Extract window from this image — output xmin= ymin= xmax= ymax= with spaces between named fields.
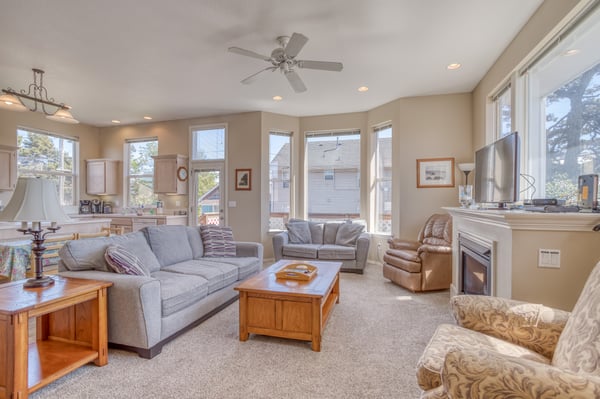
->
xmin=126 ymin=138 xmax=158 ymax=207
xmin=306 ymin=130 xmax=360 ymax=221
xmin=191 ymin=125 xmax=225 ymax=161
xmin=494 ymin=85 xmax=512 ymax=138
xmin=524 ymin=4 xmax=600 ymax=204
xmin=269 ymin=131 xmax=292 ymax=230
xmin=373 ymin=124 xmax=392 ymax=234
xmin=17 ymin=128 xmax=78 ymax=206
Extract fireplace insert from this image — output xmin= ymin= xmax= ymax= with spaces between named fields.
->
xmin=459 ymin=235 xmax=492 ymax=295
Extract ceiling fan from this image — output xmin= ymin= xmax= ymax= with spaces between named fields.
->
xmin=228 ymin=32 xmax=343 ymax=93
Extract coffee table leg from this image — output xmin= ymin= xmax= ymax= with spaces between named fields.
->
xmin=239 ymin=291 xmax=248 ymax=341
xmin=311 ymin=298 xmax=321 ymax=351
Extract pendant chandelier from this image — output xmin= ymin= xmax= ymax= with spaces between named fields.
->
xmin=0 ymin=68 xmax=79 ymax=124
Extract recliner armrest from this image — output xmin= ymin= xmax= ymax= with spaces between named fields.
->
xmin=387 ymin=237 xmax=420 ymax=251
xmin=417 ymin=244 xmax=452 ymax=255
xmin=451 ymin=295 xmax=570 ymax=359
xmin=442 ymin=348 xmax=600 ymax=398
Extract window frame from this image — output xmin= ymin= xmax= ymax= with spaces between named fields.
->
xmin=268 ymin=130 xmax=293 ymax=231
xmin=16 ymin=126 xmax=79 ymax=207
xmin=372 ymin=123 xmax=392 ymax=235
xmin=124 ymin=137 xmax=158 ymax=208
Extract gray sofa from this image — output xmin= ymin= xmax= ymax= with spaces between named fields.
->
xmin=58 ymin=224 xmax=263 ymax=358
xmin=272 ymin=219 xmax=370 ymax=273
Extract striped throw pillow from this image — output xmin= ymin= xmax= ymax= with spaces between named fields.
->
xmin=200 ymin=225 xmax=236 ymax=257
xmin=105 ymin=244 xmax=149 ymax=276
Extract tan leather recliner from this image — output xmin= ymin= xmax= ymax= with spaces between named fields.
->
xmin=383 ymin=213 xmax=452 ymax=292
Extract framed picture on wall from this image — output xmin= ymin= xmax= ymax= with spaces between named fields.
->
xmin=416 ymin=157 xmax=455 ymax=188
xmin=235 ymin=169 xmax=251 ymax=190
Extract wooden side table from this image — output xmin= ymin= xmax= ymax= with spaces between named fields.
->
xmin=0 ymin=276 xmax=112 ymax=398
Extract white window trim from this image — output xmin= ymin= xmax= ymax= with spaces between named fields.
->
xmin=268 ymin=130 xmax=293 ymax=231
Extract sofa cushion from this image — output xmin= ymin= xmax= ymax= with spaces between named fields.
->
xmin=151 ymin=271 xmax=209 ymax=317
xmin=144 ymin=225 xmax=193 ymax=267
xmin=59 ymin=231 xmax=161 ymax=273
xmin=416 ymin=323 xmax=551 ymax=391
xmin=202 ymin=257 xmax=261 ymax=280
xmin=200 ymin=225 xmax=237 ymax=257
xmin=308 ymin=222 xmax=324 ymax=245
xmin=186 ymin=226 xmax=204 ymax=259
xmin=323 ymin=223 xmax=343 ymax=244
xmin=286 ymin=221 xmax=312 ymax=244
xmin=335 ymin=223 xmax=365 ymax=246
xmin=104 ymin=244 xmax=150 ymax=276
xmin=162 ymin=260 xmax=238 ymax=294
xmin=282 ymin=244 xmax=320 ymax=259
xmin=318 ymin=244 xmax=356 ymax=260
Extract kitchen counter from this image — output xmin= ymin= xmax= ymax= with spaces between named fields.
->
xmin=0 ymin=218 xmax=112 ymax=242
xmin=70 ymin=214 xmax=188 ymax=233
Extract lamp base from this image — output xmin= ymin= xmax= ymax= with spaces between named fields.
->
xmin=23 ymin=275 xmax=55 ymax=288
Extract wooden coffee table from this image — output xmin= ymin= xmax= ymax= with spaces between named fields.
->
xmin=235 ymin=260 xmax=341 ymax=351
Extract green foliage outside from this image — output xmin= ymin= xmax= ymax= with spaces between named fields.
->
xmin=128 ymin=141 xmax=158 ymax=207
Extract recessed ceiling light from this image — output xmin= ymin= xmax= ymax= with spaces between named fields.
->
xmin=563 ymin=49 xmax=580 ymax=57
xmin=273 ymin=95 xmax=283 ymax=101
xmin=358 ymin=86 xmax=369 ymax=92
xmin=447 ymin=63 xmax=461 ymax=70
xmin=111 ymin=120 xmax=121 ymax=124
xmin=143 ymin=116 xmax=153 ymax=120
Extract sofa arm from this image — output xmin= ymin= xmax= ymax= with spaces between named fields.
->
xmin=388 ymin=237 xmax=420 ymax=251
xmin=59 ymin=270 xmax=162 ymax=349
xmin=235 ymin=241 xmax=263 ymax=261
xmin=441 ymin=348 xmax=600 ymax=398
xmin=355 ymin=232 xmax=370 ymax=269
xmin=451 ymin=295 xmax=570 ymax=359
xmin=272 ymin=231 xmax=289 ymax=261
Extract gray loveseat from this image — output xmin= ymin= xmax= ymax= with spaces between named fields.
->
xmin=58 ymin=224 xmax=262 ymax=358
xmin=272 ymin=219 xmax=370 ymax=273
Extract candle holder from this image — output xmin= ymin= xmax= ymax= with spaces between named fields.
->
xmin=18 ymin=224 xmax=61 ymax=288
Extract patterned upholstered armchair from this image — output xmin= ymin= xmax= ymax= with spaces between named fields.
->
xmin=417 ymin=261 xmax=600 ymax=398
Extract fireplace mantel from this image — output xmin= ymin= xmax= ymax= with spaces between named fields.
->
xmin=445 ymin=207 xmax=600 ymax=311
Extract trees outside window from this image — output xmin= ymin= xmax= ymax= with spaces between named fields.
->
xmin=17 ymin=128 xmax=77 ymax=206
xmin=127 ymin=139 xmax=158 ymax=207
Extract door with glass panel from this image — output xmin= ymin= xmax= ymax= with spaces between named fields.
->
xmin=192 ymin=167 xmax=224 ymax=226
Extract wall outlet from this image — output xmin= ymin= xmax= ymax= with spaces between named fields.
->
xmin=229 ymin=201 xmax=237 ymax=207
xmin=539 ymin=249 xmax=560 ymax=268
xmin=175 ymin=200 xmax=181 ymax=207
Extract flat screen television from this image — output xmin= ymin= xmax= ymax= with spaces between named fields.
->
xmin=474 ymin=132 xmax=520 ymax=208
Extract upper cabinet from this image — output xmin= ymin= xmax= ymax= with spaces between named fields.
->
xmin=0 ymin=145 xmax=18 ymax=191
xmin=86 ymin=159 xmax=119 ymax=195
xmin=152 ymin=154 xmax=188 ymax=195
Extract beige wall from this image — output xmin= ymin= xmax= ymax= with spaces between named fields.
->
xmin=0 ymin=107 xmax=100 ymax=208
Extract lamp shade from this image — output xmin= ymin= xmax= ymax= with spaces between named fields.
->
xmin=0 ymin=177 xmax=71 ymax=223
xmin=458 ymin=163 xmax=476 ymax=172
xmin=46 ymin=108 xmax=79 ymax=124
xmin=0 ymin=93 xmax=27 ymax=111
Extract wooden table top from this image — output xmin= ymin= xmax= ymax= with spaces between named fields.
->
xmin=0 ymin=276 xmax=112 ymax=314
xmin=235 ymin=260 xmax=341 ymax=298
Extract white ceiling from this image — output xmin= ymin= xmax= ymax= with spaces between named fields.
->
xmin=0 ymin=0 xmax=543 ymax=127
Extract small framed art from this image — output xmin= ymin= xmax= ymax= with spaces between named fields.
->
xmin=416 ymin=157 xmax=455 ymax=188
xmin=235 ymin=169 xmax=251 ymax=190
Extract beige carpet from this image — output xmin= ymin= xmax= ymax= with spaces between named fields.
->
xmin=31 ymin=263 xmax=453 ymax=399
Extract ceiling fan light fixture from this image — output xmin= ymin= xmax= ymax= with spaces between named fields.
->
xmin=46 ymin=108 xmax=79 ymax=124
xmin=0 ymin=92 xmax=28 ymax=111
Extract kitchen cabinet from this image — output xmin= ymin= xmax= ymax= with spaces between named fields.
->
xmin=152 ymin=154 xmax=188 ymax=194
xmin=86 ymin=159 xmax=119 ymax=195
xmin=0 ymin=145 xmax=17 ymax=191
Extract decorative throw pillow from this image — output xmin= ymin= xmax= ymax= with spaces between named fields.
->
xmin=200 ymin=225 xmax=237 ymax=257
xmin=104 ymin=244 xmax=149 ymax=276
xmin=335 ymin=223 xmax=365 ymax=247
xmin=286 ymin=221 xmax=312 ymax=244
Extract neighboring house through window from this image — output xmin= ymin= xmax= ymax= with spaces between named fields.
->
xmin=269 ymin=131 xmax=292 ymax=230
xmin=126 ymin=138 xmax=158 ymax=207
xmin=373 ymin=124 xmax=392 ymax=234
xmin=17 ymin=127 xmax=78 ymax=206
xmin=305 ymin=130 xmax=361 ymax=221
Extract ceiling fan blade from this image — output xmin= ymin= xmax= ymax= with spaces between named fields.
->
xmin=297 ymin=60 xmax=343 ymax=72
xmin=284 ymin=33 xmax=308 ymax=58
xmin=228 ymin=46 xmax=271 ymax=61
xmin=241 ymin=67 xmax=277 ymax=85
xmin=285 ymin=70 xmax=307 ymax=93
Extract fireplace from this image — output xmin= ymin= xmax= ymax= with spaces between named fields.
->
xmin=459 ymin=234 xmax=492 ymax=295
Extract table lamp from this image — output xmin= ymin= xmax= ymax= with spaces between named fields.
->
xmin=0 ymin=177 xmax=71 ymax=287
